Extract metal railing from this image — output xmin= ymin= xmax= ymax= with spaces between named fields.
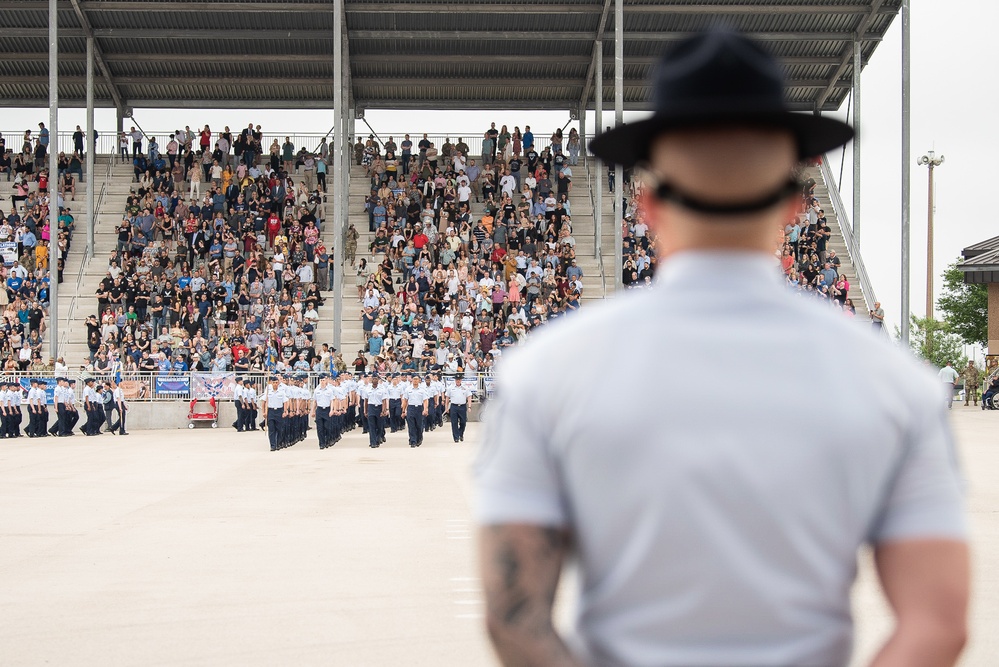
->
xmin=584 ymin=154 xmax=608 ymax=299
xmin=818 ymin=158 xmax=885 ymax=332
xmin=64 ymin=156 xmax=115 ymax=327
xmin=0 ymin=369 xmax=495 ymax=404
xmin=2 ymin=129 xmax=563 ymax=161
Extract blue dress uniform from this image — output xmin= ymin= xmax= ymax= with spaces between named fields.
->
xmin=65 ymin=380 xmax=81 ymax=434
xmin=241 ymin=381 xmax=258 ymax=432
xmin=49 ymin=379 xmax=66 ymax=436
xmin=263 ymin=378 xmax=288 ymax=451
xmin=82 ymin=378 xmax=105 ymax=436
xmin=331 ymin=378 xmax=347 ymax=443
xmin=26 ymin=379 xmax=43 ymax=437
xmin=0 ymin=382 xmax=14 ymax=438
xmin=422 ymin=377 xmax=437 ymax=432
xmin=446 ymin=379 xmax=472 ymax=442
xmin=313 ymin=376 xmax=334 ymax=449
xmin=232 ymin=378 xmax=246 ymax=431
xmin=387 ymin=376 xmax=405 ymax=432
xmin=365 ymin=379 xmax=388 ymax=448
xmin=403 ymin=378 xmax=428 ymax=447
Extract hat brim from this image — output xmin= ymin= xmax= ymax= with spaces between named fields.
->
xmin=589 ymin=110 xmax=853 ymax=168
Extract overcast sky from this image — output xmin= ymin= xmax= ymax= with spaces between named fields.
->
xmin=3 ymin=1 xmax=992 ymax=341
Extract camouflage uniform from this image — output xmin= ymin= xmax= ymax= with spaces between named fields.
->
xmin=963 ymin=363 xmax=980 ymax=406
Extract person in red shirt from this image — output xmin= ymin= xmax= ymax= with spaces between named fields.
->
xmin=413 ymin=228 xmax=429 ymax=250
xmin=266 ymin=212 xmax=281 ymax=247
xmin=490 ymin=244 xmax=507 ymax=264
xmin=37 ymin=170 xmax=49 ymax=194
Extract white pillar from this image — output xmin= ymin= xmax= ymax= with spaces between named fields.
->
xmin=86 ymin=37 xmax=95 ymax=259
xmin=594 ymin=42 xmax=602 ymax=261
xmin=48 ymin=0 xmax=59 ymax=361
xmin=613 ymin=0 xmax=624 ymax=291
xmin=332 ymin=0 xmax=344 ymax=352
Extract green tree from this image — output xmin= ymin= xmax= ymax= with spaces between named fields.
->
xmin=937 ymin=261 xmax=988 ymax=347
xmin=901 ymin=316 xmax=967 ymax=369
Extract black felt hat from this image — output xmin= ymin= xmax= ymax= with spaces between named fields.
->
xmin=589 ymin=28 xmax=854 ymax=168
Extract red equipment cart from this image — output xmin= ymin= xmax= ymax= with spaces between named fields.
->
xmin=187 ymin=397 xmax=218 ymax=429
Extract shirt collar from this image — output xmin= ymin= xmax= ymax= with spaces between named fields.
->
xmin=653 ymin=250 xmax=784 ymax=295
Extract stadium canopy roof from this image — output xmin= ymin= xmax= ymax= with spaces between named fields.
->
xmin=0 ymin=0 xmax=900 ymax=113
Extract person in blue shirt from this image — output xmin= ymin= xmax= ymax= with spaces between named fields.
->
xmin=7 ymin=275 xmax=24 ymax=293
xmin=172 ymin=356 xmax=188 ymax=374
xmin=522 ymin=125 xmax=534 ymax=151
xmin=157 ymin=353 xmax=171 ymax=375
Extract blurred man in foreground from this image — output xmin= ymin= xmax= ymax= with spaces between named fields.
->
xmin=475 ymin=29 xmax=968 ymax=667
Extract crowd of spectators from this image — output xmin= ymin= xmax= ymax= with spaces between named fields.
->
xmin=615 ymin=161 xmax=858 ymax=318
xmin=347 ymin=123 xmax=587 ymax=376
xmin=0 ymin=125 xmax=75 ymax=373
xmin=83 ymin=122 xmax=349 ymax=379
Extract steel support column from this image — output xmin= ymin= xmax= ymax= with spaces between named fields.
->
xmin=332 ymin=0 xmax=344 ymax=352
xmin=86 ymin=37 xmax=95 ymax=258
xmin=594 ymin=43 xmax=602 ymax=261
xmin=852 ymin=39 xmax=861 ymax=249
xmin=613 ymin=0 xmax=624 ymax=291
xmin=900 ymin=0 xmax=911 ymax=345
xmin=48 ymin=0 xmax=59 ymax=361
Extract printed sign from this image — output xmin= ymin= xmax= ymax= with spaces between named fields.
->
xmin=16 ymin=377 xmax=58 ymax=405
xmin=0 ymin=242 xmax=17 ymax=267
xmin=155 ymin=376 xmax=190 ymax=396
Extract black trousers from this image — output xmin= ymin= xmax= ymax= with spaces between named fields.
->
xmin=406 ymin=405 xmax=424 ymax=446
xmin=266 ymin=408 xmax=283 ymax=450
xmin=316 ymin=406 xmax=331 ymax=448
xmin=367 ymin=407 xmax=383 ymax=447
xmin=450 ymin=404 xmax=467 ymax=441
xmin=389 ymin=398 xmax=403 ymax=431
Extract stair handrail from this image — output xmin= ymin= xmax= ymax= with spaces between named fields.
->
xmin=818 ymin=159 xmax=881 ymax=319
xmin=583 ymin=155 xmax=607 ymax=299
xmin=66 ymin=155 xmax=114 ymax=326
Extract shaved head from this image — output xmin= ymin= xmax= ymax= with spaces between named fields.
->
xmin=644 ymin=126 xmax=799 ymax=255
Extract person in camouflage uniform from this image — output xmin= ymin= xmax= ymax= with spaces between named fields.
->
xmin=344 ymin=223 xmax=359 ymax=266
xmin=963 ymin=361 xmax=980 ymax=406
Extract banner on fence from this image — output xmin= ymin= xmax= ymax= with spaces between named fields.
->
xmin=0 ymin=242 xmax=17 ymax=267
xmin=17 ymin=377 xmax=58 ymax=405
xmin=192 ymin=372 xmax=236 ymax=399
xmin=482 ymin=377 xmax=496 ymax=398
xmin=155 ymin=376 xmax=190 ymax=396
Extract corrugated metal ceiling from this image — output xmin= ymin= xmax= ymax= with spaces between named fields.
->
xmin=0 ymin=0 xmax=901 ymax=112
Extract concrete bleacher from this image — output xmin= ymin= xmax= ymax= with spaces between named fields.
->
xmin=31 ymin=152 xmax=870 ymax=366
xmin=337 ymin=160 xmax=617 ymax=356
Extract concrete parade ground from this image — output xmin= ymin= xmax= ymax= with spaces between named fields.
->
xmin=0 ymin=408 xmax=995 ymax=666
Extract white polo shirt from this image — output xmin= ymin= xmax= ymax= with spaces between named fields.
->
xmin=476 ymin=252 xmax=966 ymax=667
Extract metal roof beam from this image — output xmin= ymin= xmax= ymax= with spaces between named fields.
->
xmin=815 ymin=0 xmax=886 ymax=108
xmin=68 ymin=0 xmax=125 ymax=111
xmin=347 ymin=30 xmax=884 ymax=41
xmin=0 ymin=0 xmax=897 ymax=13
xmin=344 ymin=2 xmax=895 ymax=14
xmin=0 ymin=52 xmax=848 ymax=67
xmin=579 ymin=0 xmax=614 ymax=112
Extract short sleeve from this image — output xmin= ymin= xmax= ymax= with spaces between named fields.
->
xmin=474 ymin=363 xmax=567 ymax=527
xmin=868 ymin=395 xmax=968 ymax=544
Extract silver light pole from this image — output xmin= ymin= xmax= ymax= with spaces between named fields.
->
xmin=917 ymin=151 xmax=944 ymax=321
xmin=48 ymin=0 xmax=59 ymax=361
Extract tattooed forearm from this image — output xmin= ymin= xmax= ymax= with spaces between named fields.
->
xmin=479 ymin=524 xmax=582 ymax=667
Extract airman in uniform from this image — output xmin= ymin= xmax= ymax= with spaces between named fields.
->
xmin=445 ymin=375 xmax=472 ymax=443
xmin=365 ymin=375 xmax=388 ymax=448
xmin=261 ymin=375 xmax=288 ymax=451
xmin=27 ymin=378 xmax=47 ymax=438
xmin=233 ymin=376 xmax=247 ymax=431
xmin=0 ymin=382 xmax=12 ymax=438
xmin=963 ymin=362 xmax=980 ymax=406
xmin=65 ymin=379 xmax=81 ymax=435
xmin=49 ymin=377 xmax=68 ymax=436
xmin=387 ymin=374 xmax=405 ymax=432
xmin=402 ymin=374 xmax=429 ymax=447
xmin=82 ymin=377 xmax=105 ymax=436
xmin=111 ymin=379 xmax=129 ymax=435
xmin=313 ymin=374 xmax=334 ymax=449
xmin=242 ymin=379 xmax=258 ymax=431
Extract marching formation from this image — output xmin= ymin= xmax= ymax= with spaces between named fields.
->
xmin=252 ymin=372 xmax=475 ymax=451
xmin=0 ymin=377 xmax=128 ymax=438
